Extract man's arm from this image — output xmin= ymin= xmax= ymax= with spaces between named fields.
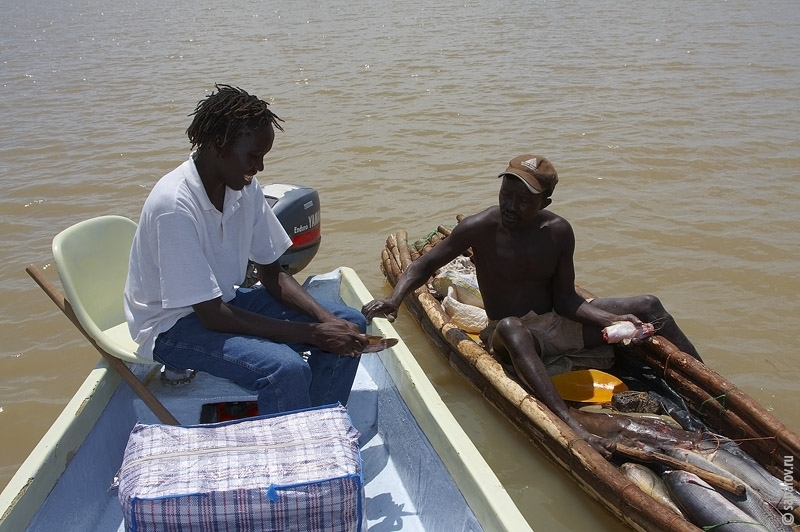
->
xmin=256 ymin=261 xmax=339 ymax=323
xmin=550 ymin=221 xmax=640 ymax=328
xmin=191 ymin=260 xmax=366 ymax=356
xmin=362 ymin=219 xmax=474 ymax=323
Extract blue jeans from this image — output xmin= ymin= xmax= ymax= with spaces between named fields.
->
xmin=153 ymin=286 xmax=365 ymax=415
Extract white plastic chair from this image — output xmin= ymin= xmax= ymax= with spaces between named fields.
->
xmin=28 ymin=215 xmax=179 ymax=424
xmin=52 ymin=215 xmax=145 ymax=364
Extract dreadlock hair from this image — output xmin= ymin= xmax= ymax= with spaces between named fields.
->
xmin=186 ymin=84 xmax=284 ymax=152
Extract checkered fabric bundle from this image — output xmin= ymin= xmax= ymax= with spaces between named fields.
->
xmin=117 ymin=404 xmax=364 ymax=532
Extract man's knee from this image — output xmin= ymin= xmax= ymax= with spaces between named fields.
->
xmin=635 ymin=294 xmax=666 ymax=318
xmin=494 ymin=316 xmax=525 ymax=338
xmin=493 ymin=317 xmax=541 ymax=356
xmin=277 ymin=352 xmax=313 ymax=380
xmin=240 ymin=343 xmax=311 ymax=384
xmin=335 ymin=305 xmax=367 ymax=332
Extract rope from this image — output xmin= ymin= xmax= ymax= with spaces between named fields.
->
xmin=414 ymin=229 xmax=444 ymax=248
xmin=567 ymin=438 xmax=585 ymax=473
xmin=567 ymin=438 xmax=585 ymax=451
xmin=774 ymin=426 xmax=795 ymax=450
xmin=699 ymin=386 xmax=737 ymax=412
xmin=697 ymin=431 xmax=775 ymax=448
xmin=662 ymin=350 xmax=675 ymax=377
xmin=728 ymin=436 xmax=776 ymax=444
xmin=702 ymin=519 xmax=763 ymax=531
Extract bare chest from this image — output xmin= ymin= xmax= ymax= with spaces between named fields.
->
xmin=470 ymin=236 xmax=560 ymax=317
xmin=474 ymin=234 xmax=558 ymax=280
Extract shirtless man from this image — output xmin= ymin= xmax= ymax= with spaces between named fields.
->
xmin=362 ymin=154 xmax=701 ymax=458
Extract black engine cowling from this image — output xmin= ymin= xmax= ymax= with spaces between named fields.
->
xmin=243 ymin=183 xmax=321 ymax=286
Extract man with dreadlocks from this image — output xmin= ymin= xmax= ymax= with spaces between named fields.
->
xmin=124 ymin=84 xmax=368 ymax=414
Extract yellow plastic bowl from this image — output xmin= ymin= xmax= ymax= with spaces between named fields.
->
xmin=550 ymin=369 xmax=628 ymax=403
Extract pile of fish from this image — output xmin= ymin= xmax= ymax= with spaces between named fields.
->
xmin=574 ymin=396 xmax=799 ymax=531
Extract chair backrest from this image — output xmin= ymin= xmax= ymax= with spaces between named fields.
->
xmin=52 ymin=215 xmax=151 ymax=364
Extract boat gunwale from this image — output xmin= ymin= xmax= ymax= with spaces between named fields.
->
xmin=0 ymin=362 xmax=120 ymax=532
xmin=338 ymin=266 xmax=532 ymax=532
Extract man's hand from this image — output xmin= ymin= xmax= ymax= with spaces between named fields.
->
xmin=613 ymin=313 xmax=643 ymax=327
xmin=361 ymin=299 xmax=399 ymax=324
xmin=311 ymin=319 xmax=368 ymax=357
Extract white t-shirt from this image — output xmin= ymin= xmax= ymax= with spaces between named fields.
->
xmin=124 ymin=157 xmax=293 ymax=359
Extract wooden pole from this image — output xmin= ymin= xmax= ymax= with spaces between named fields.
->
xmin=26 ymin=264 xmax=179 ymax=425
xmin=645 ymin=337 xmax=800 ymax=461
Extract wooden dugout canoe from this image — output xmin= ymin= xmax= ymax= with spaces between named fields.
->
xmin=379 ymin=219 xmax=800 ymax=532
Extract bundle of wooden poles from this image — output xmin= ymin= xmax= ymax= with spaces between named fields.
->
xmin=379 ymin=218 xmax=800 ymax=532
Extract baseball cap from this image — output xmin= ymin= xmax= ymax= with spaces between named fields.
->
xmin=498 ymin=155 xmax=558 ymax=195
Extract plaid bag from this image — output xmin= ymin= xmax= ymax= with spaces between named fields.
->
xmin=117 ymin=404 xmax=364 ymax=532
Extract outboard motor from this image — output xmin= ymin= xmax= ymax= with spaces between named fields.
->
xmin=265 ymin=183 xmax=321 ymax=273
xmin=243 ymin=184 xmax=321 ymax=286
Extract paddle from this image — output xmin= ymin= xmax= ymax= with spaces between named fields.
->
xmin=26 ymin=264 xmax=180 ymax=425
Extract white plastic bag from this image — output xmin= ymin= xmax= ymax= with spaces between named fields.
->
xmin=442 ymin=286 xmax=488 ymax=333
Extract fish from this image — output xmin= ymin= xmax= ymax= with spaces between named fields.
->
xmin=578 ymin=404 xmax=683 ymax=429
xmin=602 ymin=321 xmax=655 ymax=344
xmin=619 ymin=463 xmax=683 ymax=516
xmin=363 ymin=335 xmax=399 ymax=353
xmin=569 ymin=408 xmax=701 ymax=450
xmin=666 ymin=446 xmax=740 ymax=480
xmin=666 ymin=447 xmax=792 ymax=532
xmin=697 ymin=443 xmax=800 ymax=512
xmin=663 ymin=470 xmax=768 ymax=532
xmin=722 ymin=485 xmax=793 ymax=532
